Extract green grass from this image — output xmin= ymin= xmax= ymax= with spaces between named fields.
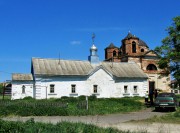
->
xmin=149 ymin=108 xmax=180 ymax=124
xmin=0 ymin=96 xmax=145 ymax=116
xmin=0 ymin=95 xmax=11 ymax=100
xmin=128 ymin=107 xmax=180 ymax=124
xmin=0 ymin=118 xmax=136 ymax=133
xmin=176 ymin=94 xmax=180 ymax=101
xmin=124 ymin=94 xmax=180 ymax=124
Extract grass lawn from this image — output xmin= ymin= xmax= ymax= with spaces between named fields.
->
xmin=0 ymin=96 xmax=145 ymax=116
xmin=0 ymin=95 xmax=11 ymax=100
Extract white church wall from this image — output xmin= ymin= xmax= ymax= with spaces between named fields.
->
xmin=11 ymin=81 xmax=34 ymax=100
xmin=87 ymin=68 xmax=115 ymax=98
xmin=35 ymin=76 xmax=89 ymax=99
xmin=34 ymin=68 xmax=117 ymax=99
xmin=32 ymin=70 xmax=148 ymax=99
xmin=115 ymin=79 xmax=148 ymax=97
xmin=11 ymin=70 xmax=148 ymax=100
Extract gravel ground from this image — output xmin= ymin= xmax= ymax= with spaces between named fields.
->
xmin=2 ymin=108 xmax=180 ymax=133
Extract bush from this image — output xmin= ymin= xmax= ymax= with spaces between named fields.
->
xmin=174 ymin=109 xmax=180 ymax=117
xmin=88 ymin=95 xmax=97 ymax=101
xmin=0 ymin=84 xmax=3 ymax=94
xmin=61 ymin=96 xmax=69 ymax=100
xmin=78 ymin=95 xmax=86 ymax=100
xmin=23 ymin=96 xmax=35 ymax=100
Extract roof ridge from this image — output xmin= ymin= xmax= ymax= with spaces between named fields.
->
xmin=32 ymin=57 xmax=90 ymax=62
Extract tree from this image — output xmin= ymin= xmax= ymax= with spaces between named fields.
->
xmin=0 ymin=83 xmax=3 ymax=94
xmin=155 ymin=16 xmax=180 ymax=87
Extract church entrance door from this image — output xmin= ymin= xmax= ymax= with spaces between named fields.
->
xmin=149 ymin=81 xmax=155 ymax=105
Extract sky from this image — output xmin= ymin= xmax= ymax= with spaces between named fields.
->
xmin=0 ymin=0 xmax=180 ymax=82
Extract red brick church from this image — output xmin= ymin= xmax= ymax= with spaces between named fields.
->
xmin=104 ymin=32 xmax=170 ymax=94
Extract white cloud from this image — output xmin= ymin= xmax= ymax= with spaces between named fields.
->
xmin=70 ymin=41 xmax=82 ymax=45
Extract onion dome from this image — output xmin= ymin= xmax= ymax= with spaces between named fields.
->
xmin=90 ymin=44 xmax=97 ymax=51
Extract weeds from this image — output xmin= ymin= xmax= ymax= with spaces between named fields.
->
xmin=0 ymin=96 xmax=144 ymax=116
xmin=0 ymin=119 xmax=134 ymax=133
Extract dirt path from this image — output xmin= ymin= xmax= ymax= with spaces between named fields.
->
xmin=2 ymin=108 xmax=180 ymax=133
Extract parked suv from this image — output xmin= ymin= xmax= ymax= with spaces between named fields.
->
xmin=154 ymin=93 xmax=179 ymax=111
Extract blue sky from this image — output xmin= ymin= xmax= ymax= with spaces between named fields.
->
xmin=0 ymin=0 xmax=180 ymax=82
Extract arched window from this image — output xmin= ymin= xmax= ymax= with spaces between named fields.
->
xmin=118 ymin=51 xmax=122 ymax=56
xmin=146 ymin=64 xmax=157 ymax=70
xmin=141 ymin=49 xmax=144 ymax=52
xmin=105 ymin=51 xmax=108 ymax=59
xmin=122 ymin=44 xmax=126 ymax=54
xmin=132 ymin=41 xmax=136 ymax=53
xmin=22 ymin=85 xmax=25 ymax=93
xmin=113 ymin=50 xmax=116 ymax=57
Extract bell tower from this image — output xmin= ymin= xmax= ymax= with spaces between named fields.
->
xmin=104 ymin=43 xmax=120 ymax=62
xmin=121 ymin=31 xmax=139 ymax=55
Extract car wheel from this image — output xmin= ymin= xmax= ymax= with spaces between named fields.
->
xmin=155 ymin=107 xmax=159 ymax=112
xmin=170 ymin=107 xmax=176 ymax=112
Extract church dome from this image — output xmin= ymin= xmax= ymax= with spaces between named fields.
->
xmin=105 ymin=43 xmax=119 ymax=49
xmin=90 ymin=44 xmax=97 ymax=51
xmin=123 ymin=32 xmax=139 ymax=40
xmin=139 ymin=39 xmax=149 ymax=48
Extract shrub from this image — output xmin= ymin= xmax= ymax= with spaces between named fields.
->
xmin=68 ymin=97 xmax=78 ymax=102
xmin=88 ymin=95 xmax=97 ymax=101
xmin=174 ymin=109 xmax=180 ymax=117
xmin=22 ymin=96 xmax=35 ymax=100
xmin=61 ymin=96 xmax=69 ymax=99
xmin=78 ymin=95 xmax=86 ymax=100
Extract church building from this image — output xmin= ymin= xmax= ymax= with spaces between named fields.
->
xmin=105 ymin=32 xmax=170 ymax=95
xmin=11 ymin=34 xmax=150 ymax=100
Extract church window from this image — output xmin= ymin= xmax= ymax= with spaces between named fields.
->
xmin=122 ymin=43 xmax=126 ymax=54
xmin=141 ymin=49 xmax=144 ymax=52
xmin=93 ymin=85 xmax=98 ymax=93
xmin=146 ymin=64 xmax=157 ymax=70
xmin=119 ymin=51 xmax=122 ymax=56
xmin=124 ymin=86 xmax=128 ymax=93
xmin=71 ymin=84 xmax=76 ymax=93
xmin=134 ymin=86 xmax=138 ymax=93
xmin=105 ymin=51 xmax=107 ymax=59
xmin=132 ymin=41 xmax=136 ymax=53
xmin=113 ymin=50 xmax=116 ymax=57
xmin=22 ymin=85 xmax=25 ymax=93
xmin=50 ymin=84 xmax=55 ymax=93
